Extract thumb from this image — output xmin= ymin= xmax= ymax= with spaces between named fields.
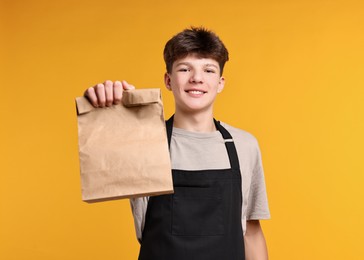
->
xmin=122 ymin=80 xmax=135 ymax=90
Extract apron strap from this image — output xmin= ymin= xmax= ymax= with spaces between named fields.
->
xmin=166 ymin=115 xmax=174 ymax=150
xmin=214 ymin=119 xmax=241 ymax=171
xmin=166 ymin=115 xmax=240 ymax=170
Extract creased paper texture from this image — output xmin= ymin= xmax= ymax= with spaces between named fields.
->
xmin=76 ymin=88 xmax=173 ymax=202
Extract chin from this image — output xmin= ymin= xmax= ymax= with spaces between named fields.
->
xmin=181 ymin=104 xmax=213 ymax=113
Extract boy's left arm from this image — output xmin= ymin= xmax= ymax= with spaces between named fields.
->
xmin=244 ymin=220 xmax=268 ymax=260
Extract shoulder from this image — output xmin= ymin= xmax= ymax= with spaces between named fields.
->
xmin=220 ymin=121 xmax=259 ymax=148
xmin=219 ymin=121 xmax=262 ymax=168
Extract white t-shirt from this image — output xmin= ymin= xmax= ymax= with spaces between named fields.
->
xmin=130 ymin=122 xmax=270 ymax=241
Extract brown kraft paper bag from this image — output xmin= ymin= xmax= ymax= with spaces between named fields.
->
xmin=75 ymin=88 xmax=173 ymax=202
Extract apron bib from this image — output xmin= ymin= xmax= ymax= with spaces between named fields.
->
xmin=138 ymin=116 xmax=245 ymax=260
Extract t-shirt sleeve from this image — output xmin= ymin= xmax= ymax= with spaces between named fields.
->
xmin=246 ymin=142 xmax=271 ymax=220
xmin=129 ymin=197 xmax=148 ymax=243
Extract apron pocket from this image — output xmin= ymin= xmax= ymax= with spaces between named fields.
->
xmin=172 ymin=186 xmax=224 ymax=236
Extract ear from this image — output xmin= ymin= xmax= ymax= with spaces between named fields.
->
xmin=164 ymin=73 xmax=172 ymax=91
xmin=217 ymin=76 xmax=225 ymax=93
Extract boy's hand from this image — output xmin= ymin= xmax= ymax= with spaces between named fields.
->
xmin=84 ymin=80 xmax=135 ymax=107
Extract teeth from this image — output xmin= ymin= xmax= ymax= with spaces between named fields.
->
xmin=188 ymin=90 xmax=204 ymax=94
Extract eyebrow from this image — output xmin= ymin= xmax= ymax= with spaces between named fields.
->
xmin=175 ymin=62 xmax=219 ymax=69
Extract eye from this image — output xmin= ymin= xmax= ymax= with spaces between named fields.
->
xmin=178 ymin=67 xmax=190 ymax=72
xmin=205 ymin=69 xmax=216 ymax=73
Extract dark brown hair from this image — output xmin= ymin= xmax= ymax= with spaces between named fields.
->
xmin=163 ymin=27 xmax=229 ymax=75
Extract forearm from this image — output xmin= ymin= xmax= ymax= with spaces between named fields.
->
xmin=244 ymin=220 xmax=268 ymax=260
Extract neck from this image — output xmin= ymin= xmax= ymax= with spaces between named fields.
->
xmin=173 ymin=110 xmax=216 ymax=133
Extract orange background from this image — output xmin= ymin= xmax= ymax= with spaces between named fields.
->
xmin=1 ymin=0 xmax=364 ymax=259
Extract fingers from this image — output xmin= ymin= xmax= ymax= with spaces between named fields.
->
xmin=84 ymin=80 xmax=136 ymax=107
xmin=95 ymin=83 xmax=106 ymax=107
xmin=113 ymin=80 xmax=136 ymax=105
xmin=113 ymin=81 xmax=123 ymax=105
xmin=104 ymin=80 xmax=114 ymax=106
xmin=84 ymin=87 xmax=98 ymax=107
xmin=122 ymin=80 xmax=135 ymax=90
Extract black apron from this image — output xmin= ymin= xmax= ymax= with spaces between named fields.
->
xmin=138 ymin=116 xmax=245 ymax=260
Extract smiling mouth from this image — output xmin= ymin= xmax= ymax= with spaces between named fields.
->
xmin=185 ymin=90 xmax=206 ymax=94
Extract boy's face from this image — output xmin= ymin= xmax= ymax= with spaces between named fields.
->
xmin=164 ymin=54 xmax=225 ymax=115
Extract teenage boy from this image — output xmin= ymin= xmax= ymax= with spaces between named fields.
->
xmin=85 ymin=27 xmax=270 ymax=260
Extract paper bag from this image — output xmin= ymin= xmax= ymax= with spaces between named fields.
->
xmin=76 ymin=88 xmax=173 ymax=202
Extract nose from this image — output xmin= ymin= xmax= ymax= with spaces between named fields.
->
xmin=189 ymin=70 xmax=203 ymax=83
